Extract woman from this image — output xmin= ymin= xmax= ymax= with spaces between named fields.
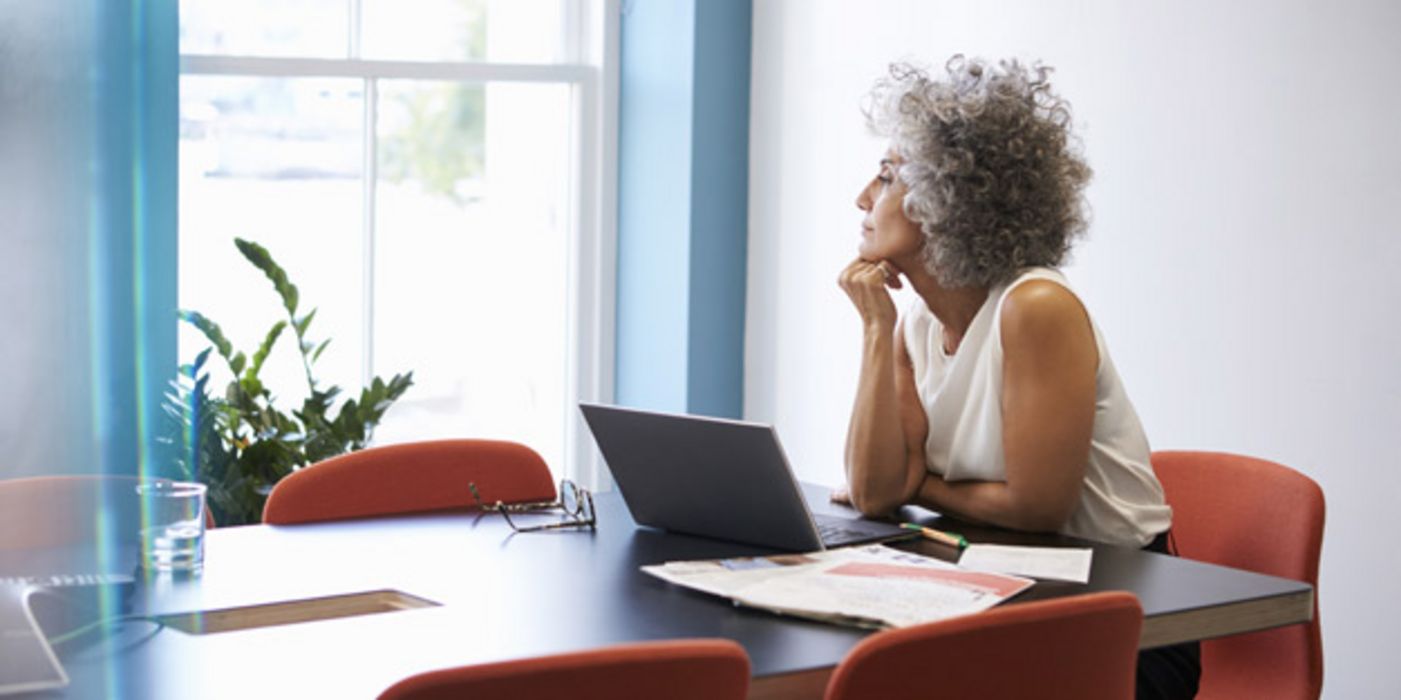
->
xmin=838 ymin=57 xmax=1199 ymax=700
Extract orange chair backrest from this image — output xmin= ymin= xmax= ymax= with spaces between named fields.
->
xmin=1151 ymin=450 xmax=1324 ymax=700
xmin=377 ymin=638 xmax=750 ymax=700
xmin=824 ymin=591 xmax=1143 ymax=700
xmin=262 ymin=439 xmax=556 ymax=525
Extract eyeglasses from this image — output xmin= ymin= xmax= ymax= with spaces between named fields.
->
xmin=469 ymin=479 xmax=596 ymax=533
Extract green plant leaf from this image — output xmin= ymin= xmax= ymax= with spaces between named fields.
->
xmin=192 ymin=347 xmax=212 ymax=374
xmin=235 ymin=238 xmax=299 ymax=316
xmin=336 ymin=399 xmax=365 ymax=439
xmin=179 ymin=310 xmax=234 ymax=366
xmin=238 ymin=375 xmax=264 ymax=398
xmin=248 ymin=321 xmax=286 ymax=380
xmin=387 ymin=372 xmax=414 ymax=399
xmin=295 ymin=308 xmax=317 ymax=337
xmin=230 ymin=351 xmax=247 ymax=377
xmin=311 ymin=338 xmax=332 ymax=363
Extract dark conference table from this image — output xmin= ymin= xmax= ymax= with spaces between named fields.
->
xmin=5 ymin=483 xmax=1313 ymax=699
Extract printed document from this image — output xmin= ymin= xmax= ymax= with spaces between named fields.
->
xmin=957 ymin=544 xmax=1093 ymax=584
xmin=642 ymin=545 xmax=1034 ymax=629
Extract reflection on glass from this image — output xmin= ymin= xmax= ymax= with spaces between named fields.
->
xmin=178 ymin=75 xmax=365 ymax=403
xmin=372 ymin=80 xmax=572 ymax=471
xmin=180 ymin=0 xmax=349 ymax=58
xmin=361 ymin=0 xmax=567 ymax=63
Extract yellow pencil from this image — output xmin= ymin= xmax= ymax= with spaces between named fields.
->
xmin=901 ymin=523 xmax=968 ymax=548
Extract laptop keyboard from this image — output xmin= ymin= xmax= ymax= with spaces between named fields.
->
xmin=813 ymin=514 xmax=898 ymax=547
xmin=817 ymin=522 xmax=869 ymax=545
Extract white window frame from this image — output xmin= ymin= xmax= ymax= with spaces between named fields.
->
xmin=177 ymin=0 xmax=619 ymax=488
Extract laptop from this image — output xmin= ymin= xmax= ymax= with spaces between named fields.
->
xmin=579 ymin=403 xmax=911 ymax=551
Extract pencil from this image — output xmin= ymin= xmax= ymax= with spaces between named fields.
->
xmin=901 ymin=523 xmax=968 ymax=549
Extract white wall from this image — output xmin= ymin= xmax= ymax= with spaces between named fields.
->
xmin=745 ymin=0 xmax=1400 ymax=696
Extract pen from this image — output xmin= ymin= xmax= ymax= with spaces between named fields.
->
xmin=901 ymin=523 xmax=968 ymax=549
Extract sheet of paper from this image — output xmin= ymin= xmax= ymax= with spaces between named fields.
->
xmin=957 ymin=544 xmax=1093 ymax=583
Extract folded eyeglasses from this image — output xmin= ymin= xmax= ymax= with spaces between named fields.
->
xmin=469 ymin=479 xmax=596 ymax=532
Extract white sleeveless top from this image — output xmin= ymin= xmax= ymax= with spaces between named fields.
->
xmin=902 ymin=267 xmax=1171 ymax=547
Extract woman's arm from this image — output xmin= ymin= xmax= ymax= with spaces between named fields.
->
xmin=912 ymin=280 xmax=1097 ymax=532
xmin=839 ymin=259 xmax=926 ymax=516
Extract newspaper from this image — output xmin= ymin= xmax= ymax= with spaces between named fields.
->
xmin=642 ymin=544 xmax=1035 ymax=629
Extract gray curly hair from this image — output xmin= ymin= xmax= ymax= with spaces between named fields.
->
xmin=865 ymin=56 xmax=1092 ymax=287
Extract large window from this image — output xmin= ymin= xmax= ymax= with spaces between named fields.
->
xmin=178 ymin=0 xmax=617 ymax=483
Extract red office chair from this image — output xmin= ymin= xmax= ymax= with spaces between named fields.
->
xmin=824 ymin=592 xmax=1143 ymax=700
xmin=377 ymin=639 xmax=750 ymax=700
xmin=0 ymin=475 xmax=215 ymax=550
xmin=262 ymin=439 xmax=556 ymax=525
xmin=1152 ymin=450 xmax=1325 ymax=700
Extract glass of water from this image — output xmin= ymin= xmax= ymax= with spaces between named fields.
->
xmin=136 ymin=480 xmax=207 ymax=572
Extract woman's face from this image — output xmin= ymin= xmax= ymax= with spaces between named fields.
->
xmin=855 ymin=151 xmax=923 ymax=265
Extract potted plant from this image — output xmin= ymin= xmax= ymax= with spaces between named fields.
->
xmin=163 ymin=239 xmax=413 ymax=525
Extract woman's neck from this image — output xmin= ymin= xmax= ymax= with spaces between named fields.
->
xmin=904 ymin=267 xmax=988 ymax=354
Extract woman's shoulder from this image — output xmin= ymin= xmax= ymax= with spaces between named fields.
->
xmin=998 ymin=272 xmax=1096 ymax=356
xmin=999 ymin=266 xmax=1073 ymax=297
xmin=1001 ymin=267 xmax=1087 ymax=317
xmin=1002 ymin=278 xmax=1084 ymax=318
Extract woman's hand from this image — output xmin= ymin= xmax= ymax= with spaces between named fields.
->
xmin=840 ymin=256 xmax=928 ymax=517
xmin=838 ymin=258 xmax=902 ymax=330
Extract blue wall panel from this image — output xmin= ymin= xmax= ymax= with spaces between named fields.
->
xmin=686 ymin=0 xmax=751 ymax=418
xmin=616 ymin=0 xmax=751 ymax=419
xmin=615 ymin=0 xmax=696 ymax=412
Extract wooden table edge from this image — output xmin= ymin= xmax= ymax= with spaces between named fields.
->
xmin=749 ymin=667 xmax=832 ymax=700
xmin=1139 ymin=586 xmax=1314 ymax=649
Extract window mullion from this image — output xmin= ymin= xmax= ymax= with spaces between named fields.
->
xmin=180 ymin=55 xmax=589 ymax=84
xmin=361 ymin=76 xmax=378 ymax=389
xmin=348 ymin=0 xmax=362 ymax=59
xmin=562 ymin=0 xmax=582 ymax=64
